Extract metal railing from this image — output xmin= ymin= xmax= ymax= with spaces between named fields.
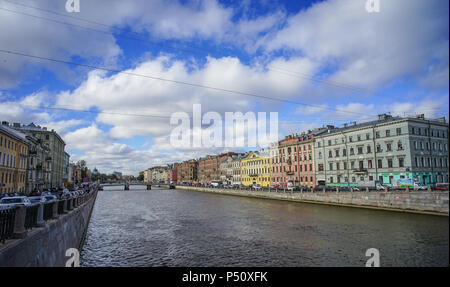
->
xmin=24 ymin=205 xmax=39 ymax=230
xmin=0 ymin=187 xmax=98 ymax=244
xmin=0 ymin=208 xmax=15 ymax=243
xmin=43 ymin=202 xmax=54 ymax=221
xmin=58 ymin=200 xmax=65 ymax=214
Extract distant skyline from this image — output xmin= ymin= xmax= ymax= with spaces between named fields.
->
xmin=0 ymin=0 xmax=448 ymax=175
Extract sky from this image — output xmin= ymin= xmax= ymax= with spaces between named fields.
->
xmin=0 ymin=0 xmax=448 ymax=175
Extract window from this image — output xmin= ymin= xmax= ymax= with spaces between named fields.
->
xmin=329 ymin=163 xmax=333 ymax=170
xmin=397 ymin=141 xmax=403 ymax=150
xmin=329 ymin=150 xmax=333 ymax=158
xmin=376 ymin=131 xmax=380 ymax=138
xmin=343 ymin=162 xmax=347 ymax=170
xmin=359 ymin=161 xmax=364 ymax=169
xmin=396 ymin=128 xmax=401 ymax=135
xmin=386 ymin=143 xmax=392 ymax=152
xmin=350 ymin=148 xmax=354 ymax=155
xmin=343 ymin=149 xmax=347 ymax=156
xmin=357 ymin=135 xmax=361 ymax=141
xmin=349 ymin=136 xmax=353 ymax=142
xmin=318 ymin=164 xmax=323 ymax=171
xmin=378 ymin=159 xmax=383 ymax=168
xmin=335 ymin=150 xmax=339 ymax=157
xmin=366 ymin=133 xmax=370 ymax=140
xmin=367 ymin=145 xmax=371 ymax=153
xmin=388 ymin=159 xmax=393 ymax=168
xmin=368 ymin=160 xmax=373 ymax=169
xmin=357 ymin=147 xmax=363 ymax=154
xmin=399 ymin=158 xmax=404 ymax=168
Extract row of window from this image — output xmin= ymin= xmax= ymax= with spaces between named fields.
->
xmin=411 ymin=127 xmax=448 ymax=138
xmin=242 ymin=177 xmax=270 ymax=182
xmin=0 ymin=171 xmax=26 ymax=184
xmin=272 ymin=176 xmax=314 ymax=183
xmin=413 ymin=141 xmax=448 ymax=151
xmin=318 ymin=157 xmax=406 ymax=171
xmin=273 ymin=164 xmax=314 ymax=173
xmin=272 ymin=154 xmax=312 ymax=164
xmin=273 ymin=144 xmax=313 ymax=156
xmin=414 ymin=157 xmax=449 ymax=168
xmin=0 ymin=136 xmax=18 ymax=151
xmin=319 ymin=141 xmax=405 ymax=159
xmin=0 ymin=152 xmax=17 ymax=168
xmin=241 ymin=159 xmax=270 ymax=166
xmin=242 ymin=168 xmax=270 ymax=175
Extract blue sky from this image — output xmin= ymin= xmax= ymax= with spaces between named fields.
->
xmin=0 ymin=0 xmax=448 ymax=175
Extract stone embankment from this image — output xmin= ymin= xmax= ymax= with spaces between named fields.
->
xmin=0 ymin=189 xmax=98 ymax=267
xmin=176 ymin=186 xmax=449 ymax=216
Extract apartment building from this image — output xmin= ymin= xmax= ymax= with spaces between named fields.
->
xmin=0 ymin=124 xmax=29 ymax=194
xmin=241 ymin=149 xmax=271 ymax=187
xmin=314 ymin=114 xmax=449 ymax=187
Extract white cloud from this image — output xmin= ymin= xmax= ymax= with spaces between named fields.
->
xmin=261 ymin=0 xmax=449 ymax=89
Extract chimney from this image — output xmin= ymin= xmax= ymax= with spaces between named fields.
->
xmin=416 ymin=114 xmax=425 ymax=120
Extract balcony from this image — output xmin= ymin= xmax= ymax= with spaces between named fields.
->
xmin=286 ymin=171 xmax=294 ymax=175
xmin=353 ymin=168 xmax=367 ymax=174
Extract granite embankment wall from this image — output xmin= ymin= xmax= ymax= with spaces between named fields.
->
xmin=176 ymin=186 xmax=449 ymax=215
xmin=0 ymin=190 xmax=97 ymax=267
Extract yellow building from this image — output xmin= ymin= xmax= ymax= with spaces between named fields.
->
xmin=240 ymin=149 xmax=271 ymax=187
xmin=0 ymin=124 xmax=29 ymax=194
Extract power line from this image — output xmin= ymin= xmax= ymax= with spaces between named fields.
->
xmin=0 ymin=0 xmax=370 ymax=93
xmin=0 ymin=48 xmax=380 ymax=117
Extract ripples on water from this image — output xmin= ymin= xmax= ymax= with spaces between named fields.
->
xmin=81 ymin=186 xmax=449 ymax=267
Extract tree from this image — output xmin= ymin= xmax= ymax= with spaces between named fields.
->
xmin=137 ymin=172 xmax=144 ymax=181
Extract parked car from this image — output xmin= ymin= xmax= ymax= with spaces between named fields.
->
xmin=376 ymin=183 xmax=387 ymax=191
xmin=0 ymin=196 xmax=33 ymax=208
xmin=433 ymin=183 xmax=449 ymax=191
xmin=28 ymin=196 xmax=47 ymax=204
xmin=252 ymin=184 xmax=262 ymax=190
xmin=43 ymin=195 xmax=58 ymax=202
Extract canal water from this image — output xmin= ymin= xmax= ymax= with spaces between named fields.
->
xmin=80 ymin=186 xmax=449 ymax=267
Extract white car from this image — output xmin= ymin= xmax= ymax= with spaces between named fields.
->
xmin=0 ymin=196 xmax=33 ymax=208
xmin=252 ymin=184 xmax=262 ymax=190
xmin=28 ymin=196 xmax=47 ymax=204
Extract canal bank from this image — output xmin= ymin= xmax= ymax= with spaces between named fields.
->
xmin=0 ymin=190 xmax=98 ymax=267
xmin=176 ymin=186 xmax=449 ymax=216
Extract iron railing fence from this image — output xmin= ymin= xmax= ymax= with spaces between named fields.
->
xmin=24 ymin=204 xmax=39 ymax=230
xmin=0 ymin=208 xmax=15 ymax=244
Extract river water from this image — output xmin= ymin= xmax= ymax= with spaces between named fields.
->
xmin=80 ymin=186 xmax=449 ymax=267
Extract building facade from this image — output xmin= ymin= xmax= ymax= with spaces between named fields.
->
xmin=0 ymin=124 xmax=29 ymax=194
xmin=13 ymin=123 xmax=66 ymax=188
xmin=241 ymin=149 xmax=271 ymax=187
xmin=178 ymin=160 xmax=197 ymax=183
xmin=314 ymin=114 xmax=449 ymax=187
